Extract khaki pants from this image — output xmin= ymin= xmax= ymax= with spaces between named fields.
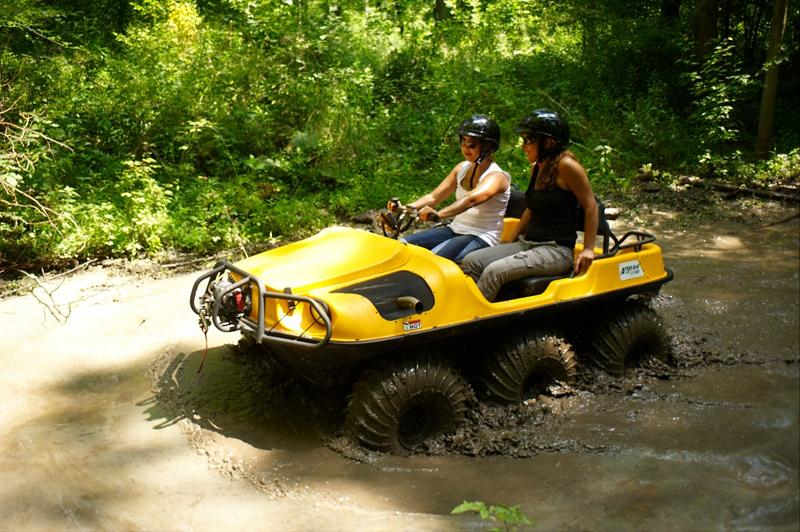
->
xmin=461 ymin=239 xmax=573 ymax=301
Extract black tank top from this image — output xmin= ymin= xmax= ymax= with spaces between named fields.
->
xmin=524 ymin=166 xmax=577 ymax=248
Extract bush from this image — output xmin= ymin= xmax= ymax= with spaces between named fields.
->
xmin=2 ymin=0 xmax=797 ymax=271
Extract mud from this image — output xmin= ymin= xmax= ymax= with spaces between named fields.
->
xmin=1 ymin=199 xmax=798 ymax=530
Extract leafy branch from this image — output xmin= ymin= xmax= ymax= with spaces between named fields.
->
xmin=1 ymin=100 xmax=74 ymax=230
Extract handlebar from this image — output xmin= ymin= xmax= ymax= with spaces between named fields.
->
xmin=378 ymin=204 xmax=440 ymax=239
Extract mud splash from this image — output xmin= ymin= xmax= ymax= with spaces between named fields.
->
xmin=147 ymin=312 xmax=798 ymax=528
xmin=151 ymin=301 xmax=791 ymax=465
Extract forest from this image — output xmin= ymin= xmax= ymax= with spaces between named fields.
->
xmin=1 ymin=0 xmax=798 ymax=270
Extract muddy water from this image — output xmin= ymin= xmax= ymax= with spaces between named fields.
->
xmin=149 ymin=215 xmax=799 ymax=530
xmin=1 ymin=212 xmax=797 ymax=530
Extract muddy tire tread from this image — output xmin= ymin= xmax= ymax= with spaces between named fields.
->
xmin=483 ymin=330 xmax=577 ymax=403
xmin=592 ymin=301 xmax=672 ymax=377
xmin=346 ymin=357 xmax=468 ymax=453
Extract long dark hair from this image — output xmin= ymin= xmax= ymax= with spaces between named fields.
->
xmin=533 ymin=136 xmax=575 ymax=189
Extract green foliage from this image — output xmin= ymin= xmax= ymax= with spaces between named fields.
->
xmin=452 ymin=500 xmax=533 ymax=531
xmin=1 ymin=0 xmax=798 ymax=270
xmin=748 ymin=148 xmax=800 ymax=184
xmin=707 ymin=147 xmax=800 ymax=187
xmin=685 ymin=38 xmax=756 ymax=158
xmin=112 ymin=158 xmax=171 ymax=254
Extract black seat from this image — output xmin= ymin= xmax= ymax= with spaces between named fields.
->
xmin=495 ymin=273 xmax=568 ymax=301
xmin=505 ymin=187 xmax=527 ymax=218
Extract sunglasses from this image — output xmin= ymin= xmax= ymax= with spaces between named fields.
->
xmin=460 ymin=137 xmax=481 ymax=149
xmin=520 ymin=136 xmax=537 ymax=146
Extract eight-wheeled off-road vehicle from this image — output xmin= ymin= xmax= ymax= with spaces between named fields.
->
xmin=190 ymin=196 xmax=673 ymax=453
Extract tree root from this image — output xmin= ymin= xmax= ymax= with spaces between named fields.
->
xmin=678 ymin=176 xmax=800 ymax=202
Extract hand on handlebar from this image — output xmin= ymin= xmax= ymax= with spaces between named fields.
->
xmin=386 ymin=197 xmax=405 ymax=213
xmin=418 ymin=206 xmax=440 ymax=223
xmin=378 ymin=201 xmax=440 ymax=239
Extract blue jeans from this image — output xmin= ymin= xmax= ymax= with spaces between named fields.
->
xmin=404 ymin=226 xmax=489 ymax=262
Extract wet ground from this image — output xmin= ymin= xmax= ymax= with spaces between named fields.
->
xmin=1 ymin=202 xmax=798 ymax=530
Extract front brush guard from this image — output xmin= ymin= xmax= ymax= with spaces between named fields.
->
xmin=190 ymin=260 xmax=332 ymax=349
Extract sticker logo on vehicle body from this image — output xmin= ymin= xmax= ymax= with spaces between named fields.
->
xmin=618 ymin=260 xmax=645 ymax=281
xmin=403 ymin=319 xmax=422 ymax=331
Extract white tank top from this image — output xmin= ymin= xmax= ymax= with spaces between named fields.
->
xmin=447 ymin=161 xmax=511 ymax=246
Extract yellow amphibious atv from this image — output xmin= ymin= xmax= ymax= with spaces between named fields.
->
xmin=190 ymin=195 xmax=673 ymax=453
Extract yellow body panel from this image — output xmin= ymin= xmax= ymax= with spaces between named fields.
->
xmin=499 ymin=217 xmax=520 ymax=243
xmin=235 ymin=226 xmax=409 ymax=292
xmin=230 ymin=226 xmax=670 ymax=346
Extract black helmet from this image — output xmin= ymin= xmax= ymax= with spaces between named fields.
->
xmin=458 ymin=114 xmax=501 ymax=152
xmin=516 ymin=109 xmax=570 ymax=146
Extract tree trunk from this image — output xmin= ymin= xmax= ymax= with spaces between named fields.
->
xmin=695 ymin=0 xmax=719 ymax=60
xmin=661 ymin=0 xmax=681 ymax=22
xmin=582 ymin=17 xmax=597 ymax=70
xmin=720 ymin=0 xmax=732 ymax=39
xmin=433 ymin=0 xmax=450 ymax=22
xmin=756 ymin=0 xmax=790 ymax=158
xmin=743 ymin=2 xmax=769 ymax=71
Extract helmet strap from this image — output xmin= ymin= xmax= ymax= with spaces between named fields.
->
xmin=470 ymin=147 xmax=492 ymax=188
xmin=536 ymin=136 xmax=546 ymax=163
xmin=469 ymin=159 xmax=480 ymax=189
